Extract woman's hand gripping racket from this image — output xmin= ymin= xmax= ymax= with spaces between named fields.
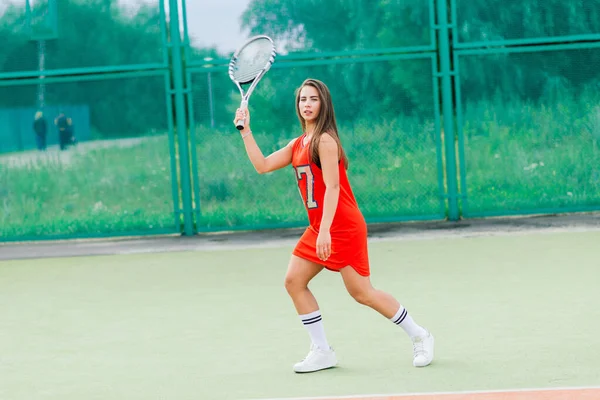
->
xmin=229 ymin=35 xmax=276 ymax=130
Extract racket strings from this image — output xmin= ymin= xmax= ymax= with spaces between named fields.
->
xmin=233 ymin=68 xmax=263 ymax=84
xmin=229 ymin=38 xmax=275 ymax=83
xmin=232 ymin=55 xmax=272 ymax=81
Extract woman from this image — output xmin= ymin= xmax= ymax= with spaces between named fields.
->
xmin=233 ymin=78 xmax=434 ymax=373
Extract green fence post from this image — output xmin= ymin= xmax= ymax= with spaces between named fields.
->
xmin=435 ymin=0 xmax=460 ymax=221
xmin=168 ymin=0 xmax=194 ymax=236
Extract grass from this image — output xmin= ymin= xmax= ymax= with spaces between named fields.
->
xmin=1 ymin=96 xmax=600 ymax=239
xmin=461 ymin=94 xmax=600 ymax=214
xmin=0 ymin=137 xmax=178 ymax=239
xmin=192 ymin=117 xmax=443 ymax=230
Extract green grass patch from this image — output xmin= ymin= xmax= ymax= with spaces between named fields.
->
xmin=2 ymin=96 xmax=600 ymax=240
xmin=0 ymin=137 xmax=178 ymax=239
xmin=461 ymin=96 xmax=600 ymax=214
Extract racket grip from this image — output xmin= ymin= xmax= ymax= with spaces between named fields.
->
xmin=237 ymin=100 xmax=248 ymax=130
xmin=235 ymin=118 xmax=245 ymax=130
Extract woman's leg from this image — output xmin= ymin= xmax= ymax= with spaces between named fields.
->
xmin=340 ymin=266 xmax=434 ymax=367
xmin=284 ymin=255 xmax=337 ymax=372
xmin=284 ymin=255 xmax=323 ymax=315
xmin=285 ymin=255 xmax=331 ymax=350
xmin=340 ymin=266 xmax=400 ymax=318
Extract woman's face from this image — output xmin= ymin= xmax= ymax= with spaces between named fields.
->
xmin=298 ymin=85 xmax=321 ymax=125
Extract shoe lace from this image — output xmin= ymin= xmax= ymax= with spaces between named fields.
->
xmin=413 ymin=337 xmax=425 ymax=357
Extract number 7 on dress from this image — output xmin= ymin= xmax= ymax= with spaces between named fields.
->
xmin=295 ymin=165 xmax=318 ymax=209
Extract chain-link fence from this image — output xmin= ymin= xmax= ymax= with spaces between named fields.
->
xmin=1 ymin=0 xmax=600 ymax=241
xmin=0 ymin=75 xmax=180 ymax=240
xmin=189 ymin=56 xmax=445 ymax=230
xmin=457 ymin=49 xmax=600 ymax=216
xmin=1 ymin=0 xmax=166 ymax=73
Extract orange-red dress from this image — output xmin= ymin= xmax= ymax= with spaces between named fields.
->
xmin=291 ymin=134 xmax=370 ymax=277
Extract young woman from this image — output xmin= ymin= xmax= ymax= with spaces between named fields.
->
xmin=233 ymin=78 xmax=434 ymax=373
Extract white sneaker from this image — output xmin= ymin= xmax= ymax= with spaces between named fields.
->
xmin=293 ymin=344 xmax=338 ymax=373
xmin=412 ymin=331 xmax=434 ymax=367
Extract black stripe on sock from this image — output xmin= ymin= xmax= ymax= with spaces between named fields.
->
xmin=394 ymin=309 xmax=407 ymax=325
xmin=303 ymin=317 xmax=322 ymax=325
xmin=302 ymin=315 xmax=322 ymax=323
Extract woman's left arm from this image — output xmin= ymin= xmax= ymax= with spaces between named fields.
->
xmin=316 ymin=133 xmax=340 ymax=261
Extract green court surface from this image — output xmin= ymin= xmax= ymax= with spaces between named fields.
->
xmin=1 ymin=230 xmax=599 ymax=400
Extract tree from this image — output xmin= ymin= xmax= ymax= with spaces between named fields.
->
xmin=0 ymin=0 xmax=167 ymax=138
xmin=240 ymin=0 xmax=600 ymax=115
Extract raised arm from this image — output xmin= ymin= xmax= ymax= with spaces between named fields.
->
xmin=234 ymin=107 xmax=295 ymax=174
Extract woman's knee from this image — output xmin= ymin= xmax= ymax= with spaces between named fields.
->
xmin=348 ymin=286 xmax=375 ymax=306
xmin=284 ymin=272 xmax=307 ymax=294
xmin=284 ymin=256 xmax=322 ymax=294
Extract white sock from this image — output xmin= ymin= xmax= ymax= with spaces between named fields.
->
xmin=390 ymin=306 xmax=427 ymax=339
xmin=299 ymin=310 xmax=330 ymax=350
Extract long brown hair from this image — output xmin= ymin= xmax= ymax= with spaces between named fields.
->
xmin=295 ymin=79 xmax=349 ymax=169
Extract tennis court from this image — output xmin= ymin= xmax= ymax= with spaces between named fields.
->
xmin=1 ymin=224 xmax=599 ymax=400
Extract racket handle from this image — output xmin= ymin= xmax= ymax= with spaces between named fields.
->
xmin=236 ymin=118 xmax=245 ymax=130
xmin=236 ymin=100 xmax=248 ymax=131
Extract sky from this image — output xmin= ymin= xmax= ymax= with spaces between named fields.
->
xmin=186 ymin=0 xmax=253 ymax=53
xmin=121 ymin=0 xmax=253 ymax=54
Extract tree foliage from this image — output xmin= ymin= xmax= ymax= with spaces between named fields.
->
xmin=0 ymin=0 xmax=166 ymax=137
xmin=1 ymin=0 xmax=599 ymax=138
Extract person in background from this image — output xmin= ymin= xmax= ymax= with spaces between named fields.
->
xmin=66 ymin=117 xmax=76 ymax=147
xmin=33 ymin=111 xmax=47 ymax=151
xmin=55 ymin=111 xmax=75 ymax=150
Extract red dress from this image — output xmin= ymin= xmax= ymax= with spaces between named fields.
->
xmin=291 ymin=134 xmax=370 ymax=276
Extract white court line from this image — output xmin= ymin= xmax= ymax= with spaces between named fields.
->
xmin=249 ymin=385 xmax=600 ymax=400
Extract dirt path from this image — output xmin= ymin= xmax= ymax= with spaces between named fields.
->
xmin=0 ymin=137 xmax=147 ymax=167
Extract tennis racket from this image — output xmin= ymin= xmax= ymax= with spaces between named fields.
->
xmin=229 ymin=35 xmax=277 ymax=130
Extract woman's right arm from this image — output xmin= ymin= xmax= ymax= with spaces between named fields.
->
xmin=235 ymin=108 xmax=295 ymax=174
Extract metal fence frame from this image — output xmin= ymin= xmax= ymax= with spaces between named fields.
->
xmin=450 ymin=0 xmax=600 ymax=218
xmin=187 ymin=51 xmax=448 ymax=232
xmin=2 ymin=0 xmax=600 ymax=242
xmin=183 ymin=0 xmax=457 ymax=233
xmin=0 ymin=0 xmax=183 ymax=242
